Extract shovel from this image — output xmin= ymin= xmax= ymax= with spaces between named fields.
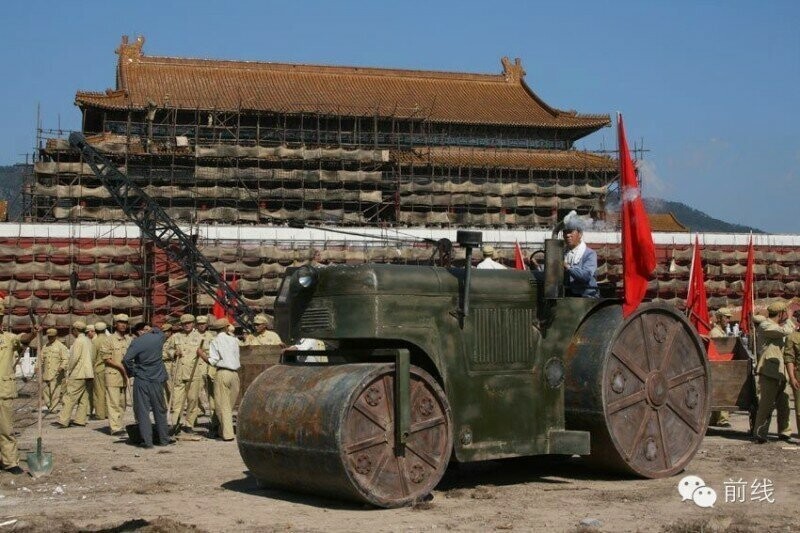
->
xmin=27 ymin=326 xmax=53 ymax=477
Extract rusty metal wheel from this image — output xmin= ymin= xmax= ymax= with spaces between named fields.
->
xmin=565 ymin=303 xmax=710 ymax=478
xmin=238 ymin=363 xmax=451 ymax=508
xmin=341 ymin=367 xmax=452 ymax=507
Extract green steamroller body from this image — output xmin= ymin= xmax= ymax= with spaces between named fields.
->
xmin=238 ymin=234 xmax=710 ymax=508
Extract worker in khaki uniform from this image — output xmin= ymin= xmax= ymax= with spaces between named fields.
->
xmin=752 ymin=301 xmax=795 ymax=443
xmin=55 ymin=321 xmax=94 ymax=428
xmin=161 ymin=323 xmax=175 ymax=406
xmin=783 ymin=309 xmax=800 ymax=437
xmin=102 ymin=314 xmax=132 ymax=436
xmin=84 ymin=324 xmax=96 ymax=417
xmin=709 ymin=308 xmax=732 ymax=427
xmin=0 ymin=307 xmax=24 ymax=474
xmin=41 ymin=328 xmax=69 ymax=412
xmin=171 ymin=314 xmax=206 ymax=432
xmin=91 ymin=322 xmax=110 ymax=420
xmin=243 ymin=314 xmax=283 ymax=346
xmin=198 ymin=318 xmax=240 ymax=441
xmin=196 ymin=316 xmax=216 ymax=427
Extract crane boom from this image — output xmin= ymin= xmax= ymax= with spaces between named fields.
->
xmin=68 ymin=132 xmax=258 ymax=333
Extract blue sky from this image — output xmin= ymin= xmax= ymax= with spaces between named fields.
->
xmin=1 ymin=1 xmax=797 ymax=233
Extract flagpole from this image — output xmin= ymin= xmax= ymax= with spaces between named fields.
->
xmin=686 ymin=233 xmax=696 ymax=317
xmin=617 ymin=112 xmax=625 ymax=304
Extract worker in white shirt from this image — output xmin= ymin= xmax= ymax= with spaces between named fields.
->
xmin=476 ymin=245 xmax=507 ymax=270
xmin=197 ymin=318 xmax=240 ymax=441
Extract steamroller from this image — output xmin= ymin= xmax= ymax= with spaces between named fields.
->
xmin=238 ymin=230 xmax=709 ymax=508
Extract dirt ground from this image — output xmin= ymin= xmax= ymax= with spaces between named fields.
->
xmin=2 ymin=389 xmax=799 ymax=533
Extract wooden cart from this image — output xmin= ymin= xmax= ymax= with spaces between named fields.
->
xmin=708 ymin=336 xmax=758 ymax=432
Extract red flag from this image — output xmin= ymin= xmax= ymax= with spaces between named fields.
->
xmin=212 ymin=271 xmax=238 ymax=322
xmin=686 ymin=237 xmax=712 ymax=336
xmin=212 ymin=287 xmax=226 ymax=319
xmin=619 ymin=114 xmax=656 ymax=317
xmin=212 ymin=269 xmax=227 ymax=319
xmin=740 ymin=236 xmax=755 ymax=334
xmin=226 ymin=274 xmax=238 ymax=323
xmin=513 ymin=240 xmax=527 ymax=270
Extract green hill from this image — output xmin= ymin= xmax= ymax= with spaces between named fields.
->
xmin=644 ymin=198 xmax=763 ymax=234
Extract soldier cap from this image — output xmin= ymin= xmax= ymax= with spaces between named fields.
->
xmin=162 ymin=323 xmax=172 ymax=332
xmin=45 ymin=328 xmax=58 ymax=336
xmin=481 ymin=245 xmax=495 ymax=257
xmin=72 ymin=320 xmax=87 ymax=332
xmin=196 ymin=315 xmax=209 ymax=324
xmin=767 ymin=301 xmax=788 ymax=315
xmin=253 ymin=314 xmax=270 ymax=325
xmin=211 ymin=318 xmax=230 ymax=330
xmin=716 ymin=307 xmax=732 ymax=318
xmin=113 ymin=313 xmax=129 ymax=323
xmin=86 ymin=324 xmax=95 ymax=332
xmin=94 ymin=321 xmax=107 ymax=332
xmin=180 ymin=313 xmax=196 ymax=324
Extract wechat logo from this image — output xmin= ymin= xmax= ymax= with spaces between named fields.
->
xmin=678 ymin=475 xmax=717 ymax=508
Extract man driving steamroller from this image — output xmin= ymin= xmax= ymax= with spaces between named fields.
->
xmin=531 ymin=212 xmax=599 ymax=298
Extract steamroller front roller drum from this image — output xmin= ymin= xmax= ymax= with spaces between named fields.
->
xmin=237 ymin=363 xmax=452 ymax=508
xmin=564 ymin=303 xmax=709 ymax=478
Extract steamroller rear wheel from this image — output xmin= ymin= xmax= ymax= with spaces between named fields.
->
xmin=238 ymin=363 xmax=452 ymax=508
xmin=565 ymin=303 xmax=710 ymax=478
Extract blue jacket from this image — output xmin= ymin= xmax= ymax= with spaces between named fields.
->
xmin=565 ymin=247 xmax=599 ymax=298
xmin=123 ymin=328 xmax=168 ymax=383
xmin=531 ymin=247 xmax=600 ymax=298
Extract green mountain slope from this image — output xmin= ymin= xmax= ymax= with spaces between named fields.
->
xmin=644 ymin=198 xmax=763 ymax=234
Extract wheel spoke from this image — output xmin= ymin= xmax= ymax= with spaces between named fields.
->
xmin=639 ymin=315 xmax=655 ymax=373
xmin=396 ymin=455 xmax=410 ymax=497
xmin=406 ymin=442 xmax=441 ymax=470
xmin=382 ymin=375 xmax=394 ymax=425
xmin=656 ymin=409 xmax=671 ymax=470
xmin=368 ymin=449 xmax=391 ymax=484
xmin=410 ymin=415 xmax=445 ymax=434
xmin=658 ymin=322 xmax=683 ymax=373
xmin=607 ymin=389 xmax=646 ymax=415
xmin=626 ymin=408 xmax=652 ymax=462
xmin=666 ymin=398 xmax=701 ymax=434
xmin=612 ymin=345 xmax=648 ymax=383
xmin=353 ymin=403 xmax=387 ymax=432
xmin=345 ymin=433 xmax=389 ymax=454
xmin=667 ymin=366 xmax=705 ymax=389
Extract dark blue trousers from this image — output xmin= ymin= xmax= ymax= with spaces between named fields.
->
xmin=133 ymin=379 xmax=170 ymax=446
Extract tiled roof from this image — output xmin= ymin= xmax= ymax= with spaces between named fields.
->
xmin=75 ymin=36 xmax=611 ymax=130
xmin=392 ymin=147 xmax=617 ymax=171
xmin=606 ymin=212 xmax=689 ymax=232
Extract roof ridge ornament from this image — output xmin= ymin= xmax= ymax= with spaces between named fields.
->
xmin=116 ymin=35 xmax=145 ymax=59
xmin=501 ymin=57 xmax=525 ymax=83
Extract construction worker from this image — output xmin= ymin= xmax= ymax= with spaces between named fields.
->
xmin=91 ymin=321 xmax=110 ymax=420
xmin=709 ymin=308 xmax=732 ymax=427
xmin=55 ymin=321 xmax=94 ymax=428
xmin=171 ymin=314 xmax=205 ymax=432
xmin=476 ymin=245 xmax=507 ymax=270
xmin=243 ymin=314 xmax=283 ymax=346
xmin=752 ymin=301 xmax=795 ymax=443
xmin=101 ymin=314 xmax=132 ymax=436
xmin=198 ymin=318 xmax=240 ymax=441
xmin=0 ymin=306 xmax=24 ymax=473
xmin=41 ymin=328 xmax=69 ymax=413
xmin=161 ymin=322 xmax=175 ymax=405
xmin=196 ymin=315 xmax=215 ymax=429
xmin=84 ymin=324 xmax=96 ymax=416
xmin=783 ymin=309 xmax=800 ymax=437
